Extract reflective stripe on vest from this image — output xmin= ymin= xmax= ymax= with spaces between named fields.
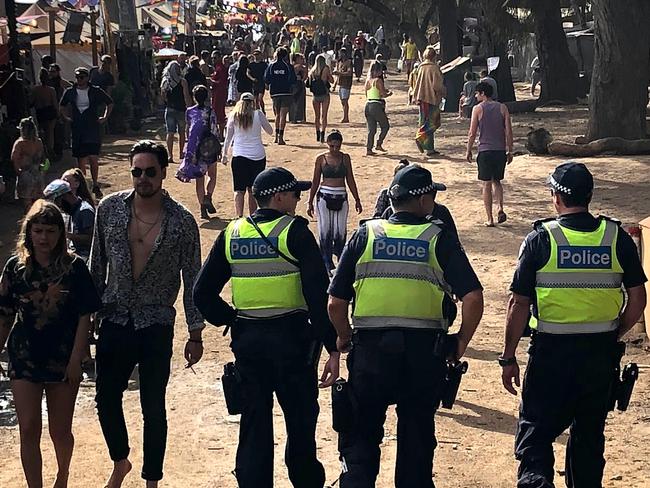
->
xmin=225 ymin=215 xmax=307 ymax=318
xmin=532 ymin=218 xmax=623 ymax=334
xmin=352 ymin=220 xmax=449 ymax=330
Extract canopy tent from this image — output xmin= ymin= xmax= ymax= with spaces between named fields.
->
xmin=153 ymin=47 xmax=186 ymax=59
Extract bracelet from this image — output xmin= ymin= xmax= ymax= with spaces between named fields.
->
xmin=498 ymin=356 xmax=516 ymax=367
xmin=188 ymin=339 xmax=203 ymax=344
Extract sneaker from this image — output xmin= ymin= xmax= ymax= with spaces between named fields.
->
xmin=204 ymin=196 xmax=216 ymax=214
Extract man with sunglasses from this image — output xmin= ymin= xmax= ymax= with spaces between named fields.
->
xmin=193 ymin=167 xmax=339 ymax=488
xmin=89 ymin=140 xmax=204 ymax=488
xmin=60 ymin=66 xmax=113 ymax=199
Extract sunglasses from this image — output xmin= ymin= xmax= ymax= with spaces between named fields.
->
xmin=293 ymin=190 xmax=301 ymax=199
xmin=75 ymin=74 xmax=87 ymax=79
xmin=130 ymin=166 xmax=157 ymax=178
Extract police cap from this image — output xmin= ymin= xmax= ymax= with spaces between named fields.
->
xmin=252 ymin=167 xmax=312 ymax=197
xmin=388 ymin=165 xmax=446 ymax=200
xmin=547 ymin=161 xmax=593 ymax=198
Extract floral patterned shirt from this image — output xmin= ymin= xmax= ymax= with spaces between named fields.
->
xmin=89 ymin=190 xmax=204 ymax=332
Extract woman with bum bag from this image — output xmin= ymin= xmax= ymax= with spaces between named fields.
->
xmin=307 ymin=130 xmax=362 ymax=274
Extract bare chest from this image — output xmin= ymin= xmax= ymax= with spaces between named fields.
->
xmin=128 ymin=213 xmax=162 ymax=281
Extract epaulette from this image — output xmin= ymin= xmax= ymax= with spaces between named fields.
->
xmin=533 ymin=217 xmax=556 ymax=230
xmin=293 ymin=215 xmax=309 ymax=226
xmin=425 ymin=216 xmax=445 ymax=227
xmin=597 ymin=215 xmax=622 ymax=226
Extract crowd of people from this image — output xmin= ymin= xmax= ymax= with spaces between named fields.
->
xmin=1 ymin=21 xmax=643 ymax=488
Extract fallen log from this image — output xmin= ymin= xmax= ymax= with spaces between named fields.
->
xmin=548 ymin=137 xmax=650 ymax=157
xmin=504 ymin=99 xmax=539 ymax=114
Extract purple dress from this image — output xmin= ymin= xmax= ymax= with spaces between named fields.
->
xmin=176 ymin=105 xmax=218 ymax=182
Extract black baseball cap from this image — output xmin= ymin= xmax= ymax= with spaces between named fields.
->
xmin=547 ymin=161 xmax=593 ymax=197
xmin=388 ymin=165 xmax=446 ymax=200
xmin=253 ymin=167 xmax=311 ymax=197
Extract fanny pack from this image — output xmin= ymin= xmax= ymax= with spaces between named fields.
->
xmin=318 ymin=191 xmax=347 ymax=211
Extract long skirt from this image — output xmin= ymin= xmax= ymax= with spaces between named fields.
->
xmin=415 ymin=101 xmax=441 ymax=152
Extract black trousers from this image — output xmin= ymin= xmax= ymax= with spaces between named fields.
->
xmin=231 ymin=315 xmax=326 ymax=488
xmin=515 ymin=332 xmax=617 ymax=488
xmin=95 ymin=320 xmax=173 ymax=481
xmin=339 ymin=330 xmax=447 ymax=488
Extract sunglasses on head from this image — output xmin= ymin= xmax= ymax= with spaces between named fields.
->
xmin=130 ymin=166 xmax=157 ymax=178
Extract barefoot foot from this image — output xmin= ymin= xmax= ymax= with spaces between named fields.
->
xmin=105 ymin=459 xmax=132 ymax=488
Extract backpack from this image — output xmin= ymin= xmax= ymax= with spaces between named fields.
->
xmin=309 ymin=68 xmax=328 ymax=97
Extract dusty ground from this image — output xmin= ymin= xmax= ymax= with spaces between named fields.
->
xmin=1 ymin=72 xmax=649 ymax=488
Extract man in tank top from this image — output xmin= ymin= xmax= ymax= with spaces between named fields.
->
xmin=465 ymin=81 xmax=513 ymax=227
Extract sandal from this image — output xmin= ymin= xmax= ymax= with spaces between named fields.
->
xmin=484 ymin=222 xmax=495 ymax=227
xmin=497 ymin=211 xmax=507 ymax=224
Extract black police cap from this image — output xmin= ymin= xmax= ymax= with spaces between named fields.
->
xmin=388 ymin=165 xmax=446 ymax=200
xmin=547 ymin=161 xmax=593 ymax=198
xmin=252 ymin=167 xmax=311 ymax=197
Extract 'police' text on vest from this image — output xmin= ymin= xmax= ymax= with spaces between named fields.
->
xmin=557 ymin=245 xmax=612 ymax=269
xmin=231 ymin=238 xmax=279 ymax=260
xmin=373 ymin=238 xmax=429 ymax=262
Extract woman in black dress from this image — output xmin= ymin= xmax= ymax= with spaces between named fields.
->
xmin=235 ymin=55 xmax=256 ymax=98
xmin=0 ymin=200 xmax=101 ymax=488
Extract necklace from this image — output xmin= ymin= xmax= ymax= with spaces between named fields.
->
xmin=132 ymin=205 xmax=162 ymax=244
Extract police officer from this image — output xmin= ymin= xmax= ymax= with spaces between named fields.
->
xmin=328 ymin=165 xmax=484 ymax=487
xmin=193 ymin=167 xmax=340 ymax=488
xmin=501 ymin=162 xmax=647 ymax=488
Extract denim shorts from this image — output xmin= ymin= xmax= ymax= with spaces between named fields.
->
xmin=339 ymin=87 xmax=351 ymax=100
xmin=164 ymin=108 xmax=186 ymax=134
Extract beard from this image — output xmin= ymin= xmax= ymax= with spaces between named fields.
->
xmin=135 ymin=182 xmax=161 ymax=198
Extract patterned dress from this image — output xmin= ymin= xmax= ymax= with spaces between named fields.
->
xmin=176 ymin=105 xmax=218 ymax=182
xmin=0 ymin=256 xmax=101 ymax=382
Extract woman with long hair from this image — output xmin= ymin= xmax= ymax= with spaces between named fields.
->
xmin=222 ymin=92 xmax=273 ymax=217
xmin=307 ymin=54 xmax=334 ymax=142
xmin=307 ymin=130 xmax=362 ymax=274
xmin=61 ymin=168 xmax=95 ymax=208
xmin=334 ymin=48 xmax=353 ymax=123
xmin=289 ymin=52 xmax=308 ymax=123
xmin=235 ymin=55 xmax=256 ymax=96
xmin=176 ymin=85 xmax=220 ymax=219
xmin=364 ymin=61 xmax=392 ymax=156
xmin=11 ymin=117 xmax=45 ymax=213
xmin=0 ymin=200 xmax=101 ymax=488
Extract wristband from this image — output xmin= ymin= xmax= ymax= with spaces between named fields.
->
xmin=498 ymin=356 xmax=516 ymax=367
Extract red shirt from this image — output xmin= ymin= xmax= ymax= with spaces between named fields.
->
xmin=210 ymin=62 xmax=228 ymax=96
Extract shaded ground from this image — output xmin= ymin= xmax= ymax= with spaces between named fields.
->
xmin=0 ymin=74 xmax=649 ymax=488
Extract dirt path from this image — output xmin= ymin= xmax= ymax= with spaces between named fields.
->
xmin=0 ymin=74 xmax=649 ymax=488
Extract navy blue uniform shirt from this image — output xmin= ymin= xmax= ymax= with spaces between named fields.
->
xmin=510 ymin=212 xmax=647 ymax=300
xmin=328 ymin=212 xmax=482 ymax=308
xmin=193 ymin=209 xmax=337 ymax=353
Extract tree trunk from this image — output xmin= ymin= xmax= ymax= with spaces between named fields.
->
xmin=587 ymin=0 xmax=650 ymax=141
xmin=549 ymin=138 xmax=650 ymax=157
xmin=438 ymin=0 xmax=460 ymax=64
xmin=531 ymin=0 xmax=580 ymax=104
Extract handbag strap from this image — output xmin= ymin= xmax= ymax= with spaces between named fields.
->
xmin=246 ymin=216 xmax=300 ymax=267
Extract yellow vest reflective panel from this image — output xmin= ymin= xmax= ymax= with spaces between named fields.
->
xmin=531 ymin=218 xmax=624 ymax=334
xmin=225 ymin=215 xmax=307 ymax=318
xmin=352 ymin=219 xmax=450 ymax=330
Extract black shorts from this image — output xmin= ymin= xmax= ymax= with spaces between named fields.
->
xmin=232 ymin=156 xmax=266 ymax=191
xmin=477 ymin=150 xmax=507 ymax=181
xmin=72 ymin=143 xmax=101 ymax=158
xmin=272 ymin=95 xmax=293 ymax=112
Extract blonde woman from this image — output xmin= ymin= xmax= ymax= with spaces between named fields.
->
xmin=11 ymin=117 xmax=45 ymax=213
xmin=364 ymin=61 xmax=392 ymax=155
xmin=0 ymin=200 xmax=101 ymax=488
xmin=222 ymin=92 xmax=273 ymax=217
xmin=307 ymin=54 xmax=334 ymax=142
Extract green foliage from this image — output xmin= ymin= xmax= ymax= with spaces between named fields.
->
xmin=108 ymin=81 xmax=133 ymax=135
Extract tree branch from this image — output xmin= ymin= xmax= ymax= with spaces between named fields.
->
xmin=346 ymin=0 xmax=396 ymax=21
xmin=421 ymin=1 xmax=438 ymax=31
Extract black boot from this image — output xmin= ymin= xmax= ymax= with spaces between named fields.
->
xmin=204 ymin=195 xmax=216 ymax=214
xmin=278 ymin=129 xmax=286 ymax=145
xmin=320 ymin=131 xmax=325 ymax=142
